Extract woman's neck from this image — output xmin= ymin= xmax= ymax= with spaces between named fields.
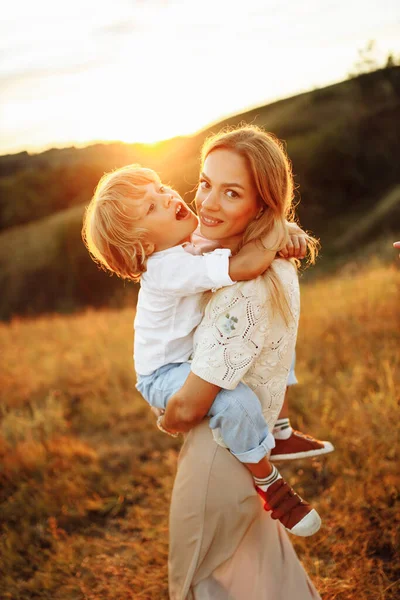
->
xmin=214 ymin=234 xmax=242 ymax=255
xmin=192 ymin=228 xmax=243 ymax=255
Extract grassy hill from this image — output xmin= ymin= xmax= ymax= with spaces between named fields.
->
xmin=1 ymin=67 xmax=400 ymax=319
xmin=0 ymin=263 xmax=399 ymax=599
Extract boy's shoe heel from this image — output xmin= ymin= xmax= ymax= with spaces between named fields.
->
xmin=256 ymin=478 xmax=321 ymax=537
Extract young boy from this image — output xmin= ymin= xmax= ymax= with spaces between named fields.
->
xmin=82 ymin=164 xmax=321 ymax=537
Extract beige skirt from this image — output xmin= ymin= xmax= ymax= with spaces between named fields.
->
xmin=169 ymin=419 xmax=321 ymax=600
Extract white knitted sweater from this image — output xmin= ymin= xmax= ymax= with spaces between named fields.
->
xmin=191 ymin=259 xmax=300 ymax=438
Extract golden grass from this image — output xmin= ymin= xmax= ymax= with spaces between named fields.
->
xmin=0 ymin=262 xmax=399 ymax=599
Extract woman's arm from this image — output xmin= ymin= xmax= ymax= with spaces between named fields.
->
xmin=160 ymin=374 xmax=220 ymax=433
xmin=160 ymin=280 xmax=269 ymax=434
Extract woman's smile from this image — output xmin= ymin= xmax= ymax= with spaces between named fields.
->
xmin=199 ymin=212 xmax=223 ymax=227
xmin=195 ymin=148 xmax=260 ymax=245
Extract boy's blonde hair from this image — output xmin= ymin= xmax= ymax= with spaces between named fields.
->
xmin=82 ymin=164 xmax=160 ymax=281
xmin=200 ymin=125 xmax=319 ymax=323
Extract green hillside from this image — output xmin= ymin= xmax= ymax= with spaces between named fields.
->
xmin=1 ymin=67 xmax=399 ymax=319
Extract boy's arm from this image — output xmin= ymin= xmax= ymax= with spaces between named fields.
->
xmin=159 ymin=373 xmax=220 ymax=433
xmin=229 ymin=240 xmax=277 ymax=281
xmin=228 ymin=221 xmax=310 ymax=281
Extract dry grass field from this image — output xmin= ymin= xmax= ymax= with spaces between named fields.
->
xmin=0 ymin=261 xmax=399 ymax=599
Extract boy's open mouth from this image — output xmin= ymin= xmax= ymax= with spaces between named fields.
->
xmin=176 ymin=203 xmax=190 ymax=220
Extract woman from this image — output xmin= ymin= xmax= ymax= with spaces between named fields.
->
xmin=158 ymin=125 xmax=321 ymax=599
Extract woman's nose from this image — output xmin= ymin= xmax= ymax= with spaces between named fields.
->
xmin=202 ymin=190 xmax=219 ymax=211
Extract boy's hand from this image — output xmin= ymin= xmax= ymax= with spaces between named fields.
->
xmin=286 ymin=221 xmax=305 ymax=236
xmin=279 ymin=233 xmax=308 ymax=259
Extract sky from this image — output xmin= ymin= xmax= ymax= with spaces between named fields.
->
xmin=1 ymin=0 xmax=400 ymax=155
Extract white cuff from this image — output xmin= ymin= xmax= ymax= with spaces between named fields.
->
xmin=204 ymin=249 xmax=235 ymax=290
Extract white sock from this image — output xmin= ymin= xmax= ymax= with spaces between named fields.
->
xmin=254 ymin=465 xmax=282 ymax=492
xmin=273 ymin=418 xmax=293 ymax=440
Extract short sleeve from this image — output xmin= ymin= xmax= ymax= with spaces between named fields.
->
xmin=191 ymin=279 xmax=270 ymax=390
xmin=144 ymin=248 xmax=235 ymax=296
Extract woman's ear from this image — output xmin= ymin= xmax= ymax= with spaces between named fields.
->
xmin=255 ymin=207 xmax=265 ymax=220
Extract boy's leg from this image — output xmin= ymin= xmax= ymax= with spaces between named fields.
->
xmin=136 ymin=362 xmax=192 ymax=411
xmin=270 ymin=351 xmax=334 ymax=461
xmin=137 ymin=365 xmax=273 ymax=463
xmin=139 ymin=367 xmax=321 ymax=537
xmin=207 ymin=382 xmax=321 ymax=537
xmin=207 ymin=381 xmax=275 ymax=464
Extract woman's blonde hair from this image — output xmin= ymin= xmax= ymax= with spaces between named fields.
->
xmin=82 ymin=164 xmax=160 ymax=281
xmin=200 ymin=125 xmax=319 ymax=323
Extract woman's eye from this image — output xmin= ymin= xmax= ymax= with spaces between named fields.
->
xmin=147 ymin=203 xmax=155 ymax=214
xmin=226 ymin=189 xmax=239 ymax=198
xmin=159 ymin=186 xmax=165 ymax=193
xmin=200 ymin=180 xmax=210 ymax=189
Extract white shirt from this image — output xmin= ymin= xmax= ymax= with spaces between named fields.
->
xmin=133 ymin=245 xmax=235 ymax=375
xmin=191 ymin=259 xmax=300 ymax=441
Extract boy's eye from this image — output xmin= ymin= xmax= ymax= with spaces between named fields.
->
xmin=160 ymin=185 xmax=175 ymax=195
xmin=147 ymin=203 xmax=155 ymax=214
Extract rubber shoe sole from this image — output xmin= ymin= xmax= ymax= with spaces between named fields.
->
xmin=257 ymin=479 xmax=322 ymax=537
xmin=270 ymin=441 xmax=335 ymax=462
xmin=288 ymin=508 xmax=321 ymax=537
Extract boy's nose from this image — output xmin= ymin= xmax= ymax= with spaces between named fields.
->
xmin=163 ymin=195 xmax=173 ymax=208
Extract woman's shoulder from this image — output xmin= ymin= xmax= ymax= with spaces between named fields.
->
xmin=204 ymin=259 xmax=298 ymax=315
xmin=219 ymin=259 xmax=297 ymax=294
xmin=269 ymin=257 xmax=298 ymax=279
xmin=214 ymin=276 xmax=266 ymax=302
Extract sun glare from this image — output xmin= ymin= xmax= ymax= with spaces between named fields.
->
xmin=1 ymin=2 xmax=399 ymax=155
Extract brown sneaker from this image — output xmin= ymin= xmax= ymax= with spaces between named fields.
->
xmin=257 ymin=479 xmax=321 ymax=537
xmin=270 ymin=430 xmax=334 ymax=462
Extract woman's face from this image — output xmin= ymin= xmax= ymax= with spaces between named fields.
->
xmin=195 ymin=149 xmax=260 ymax=246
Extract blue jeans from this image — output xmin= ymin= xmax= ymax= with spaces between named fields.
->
xmin=136 ymin=362 xmax=275 ymax=464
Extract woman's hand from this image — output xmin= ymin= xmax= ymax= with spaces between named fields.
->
xmin=161 ymin=374 xmax=220 ymax=433
xmin=150 ymin=406 xmax=165 ymax=419
xmin=150 ymin=407 xmax=180 ymax=437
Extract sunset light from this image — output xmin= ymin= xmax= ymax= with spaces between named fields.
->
xmin=1 ymin=0 xmax=400 ymax=153
xmin=2 ymin=1 xmax=400 ymax=597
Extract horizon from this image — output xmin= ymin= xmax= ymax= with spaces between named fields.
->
xmin=1 ymin=66 xmax=396 ymax=160
xmin=0 ymin=76 xmax=342 ymax=157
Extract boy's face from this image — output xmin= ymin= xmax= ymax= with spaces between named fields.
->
xmin=128 ymin=182 xmax=198 ymax=252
